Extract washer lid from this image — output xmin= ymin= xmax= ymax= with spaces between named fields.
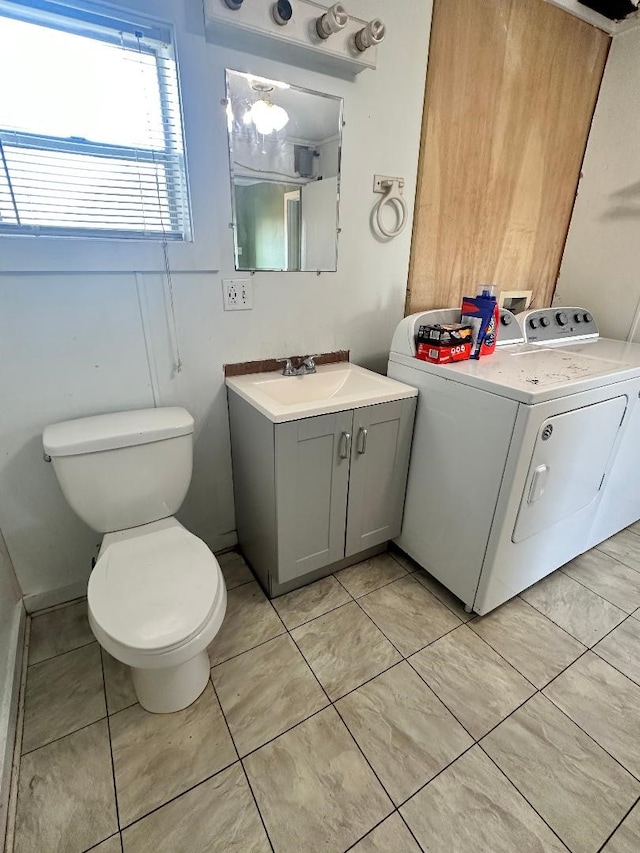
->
xmin=88 ymin=525 xmax=220 ymax=653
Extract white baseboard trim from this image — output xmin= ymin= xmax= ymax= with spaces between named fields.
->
xmin=1 ymin=601 xmax=25 ymax=850
xmin=212 ymin=530 xmax=238 ymax=553
xmin=23 ymin=580 xmax=87 ymax=615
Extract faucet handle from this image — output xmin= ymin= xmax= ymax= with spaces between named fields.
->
xmin=302 ymin=355 xmax=319 ymax=373
xmin=276 ymin=357 xmax=295 ymax=376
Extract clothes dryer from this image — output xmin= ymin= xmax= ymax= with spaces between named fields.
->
xmin=388 ymin=307 xmax=640 ymax=614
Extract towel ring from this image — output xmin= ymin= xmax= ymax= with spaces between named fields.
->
xmin=373 ymin=179 xmax=408 ymax=238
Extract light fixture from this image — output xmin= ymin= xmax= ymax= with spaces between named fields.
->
xmin=355 ymin=18 xmax=386 ymax=51
xmin=243 ymin=81 xmax=290 ymax=135
xmin=243 ymin=99 xmax=289 ymax=135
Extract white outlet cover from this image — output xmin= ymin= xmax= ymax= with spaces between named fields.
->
xmin=223 ymin=278 xmax=252 ymax=311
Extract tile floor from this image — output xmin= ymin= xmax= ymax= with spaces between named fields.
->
xmin=9 ymin=529 xmax=640 ymax=852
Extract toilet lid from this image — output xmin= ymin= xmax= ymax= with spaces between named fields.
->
xmin=88 ymin=525 xmax=221 ymax=653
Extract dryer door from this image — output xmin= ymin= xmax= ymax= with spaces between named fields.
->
xmin=512 ymin=396 xmax=627 ymax=543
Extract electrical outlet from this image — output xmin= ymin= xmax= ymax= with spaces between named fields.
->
xmin=223 ymin=278 xmax=252 ymax=311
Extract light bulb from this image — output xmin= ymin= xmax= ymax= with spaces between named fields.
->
xmin=244 ymin=99 xmax=289 ymax=135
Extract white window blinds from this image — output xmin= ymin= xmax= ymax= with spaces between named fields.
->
xmin=0 ymin=1 xmax=191 ymax=240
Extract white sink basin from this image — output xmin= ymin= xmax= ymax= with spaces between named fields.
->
xmin=226 ymin=362 xmax=417 ymax=423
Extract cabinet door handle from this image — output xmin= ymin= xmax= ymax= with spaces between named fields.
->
xmin=357 ymin=427 xmax=368 ymax=454
xmin=340 ymin=431 xmax=351 ymax=459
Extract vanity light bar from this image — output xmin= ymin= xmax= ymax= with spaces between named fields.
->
xmin=206 ymin=0 xmax=383 ymax=76
xmin=316 ymin=3 xmax=348 ymax=39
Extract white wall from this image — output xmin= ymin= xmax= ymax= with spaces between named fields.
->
xmin=0 ymin=0 xmax=433 ymax=607
xmin=554 ymin=27 xmax=640 ymax=341
xmin=0 ymin=528 xmax=22 ymax=841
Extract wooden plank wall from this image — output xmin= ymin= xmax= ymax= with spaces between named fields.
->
xmin=406 ymin=0 xmax=610 ymax=314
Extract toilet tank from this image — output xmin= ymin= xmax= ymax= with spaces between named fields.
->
xmin=43 ymin=407 xmax=195 ymax=533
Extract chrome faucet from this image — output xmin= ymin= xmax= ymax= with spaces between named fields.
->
xmin=278 ymin=355 xmax=318 ymax=376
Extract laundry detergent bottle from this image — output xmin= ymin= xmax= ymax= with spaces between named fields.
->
xmin=461 ymin=285 xmax=500 ymax=359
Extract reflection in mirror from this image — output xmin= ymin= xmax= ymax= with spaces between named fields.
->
xmin=225 ymin=70 xmax=343 ymax=272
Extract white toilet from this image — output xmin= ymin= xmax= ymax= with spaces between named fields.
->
xmin=42 ymin=407 xmax=227 ymax=714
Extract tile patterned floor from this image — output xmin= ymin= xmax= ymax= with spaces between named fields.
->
xmin=10 ymin=529 xmax=640 ymax=852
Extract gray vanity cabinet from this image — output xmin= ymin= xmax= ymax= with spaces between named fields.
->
xmin=275 ymin=411 xmax=352 ymax=583
xmin=345 ymin=400 xmax=415 ymax=558
xmin=228 ymin=390 xmax=416 ymax=596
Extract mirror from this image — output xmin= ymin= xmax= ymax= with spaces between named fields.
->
xmin=225 ymin=70 xmax=343 ymax=272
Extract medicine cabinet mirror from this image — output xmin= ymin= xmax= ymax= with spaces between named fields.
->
xmin=225 ymin=69 xmax=343 ymax=272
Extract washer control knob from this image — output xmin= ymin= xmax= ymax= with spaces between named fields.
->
xmin=501 ymin=314 xmax=513 ymax=326
xmin=574 ymin=312 xmax=583 ymax=323
xmin=556 ymin=312 xmax=568 ymax=326
xmin=529 ymin=317 xmax=540 ymax=329
xmin=584 ymin=312 xmax=593 ymax=323
xmin=540 ymin=316 xmax=551 ymax=327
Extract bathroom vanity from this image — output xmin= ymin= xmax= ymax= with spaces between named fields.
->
xmin=226 ymin=363 xmax=417 ymax=596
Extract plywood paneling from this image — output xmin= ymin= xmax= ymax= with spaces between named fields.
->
xmin=407 ymin=0 xmax=610 ymax=313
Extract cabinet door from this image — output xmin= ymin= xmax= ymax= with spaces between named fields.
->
xmin=345 ymin=398 xmax=416 ymax=557
xmin=275 ymin=411 xmax=353 ymax=583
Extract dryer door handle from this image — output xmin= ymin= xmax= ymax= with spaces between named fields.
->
xmin=528 ymin=465 xmax=549 ymax=504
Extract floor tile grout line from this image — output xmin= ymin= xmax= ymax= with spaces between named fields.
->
xmin=329 ymin=701 xmax=396 ymax=818
xmin=208 ymin=675 xmax=276 ymax=853
xmin=235 ymin=704 xmax=331 ymax=762
xmin=331 ymin=567 xmax=408 ymax=603
xmin=114 ymin=757 xmax=239 ymax=835
xmin=341 ymin=812 xmax=396 ymax=852
xmin=595 ymin=543 xmax=640 ymax=575
xmin=237 ymin=760 xmax=276 ymax=853
xmin=209 ymin=627 xmax=289 ymax=669
xmin=276 ymin=594 xmax=355 ymax=632
xmin=387 ymin=550 xmax=470 ymax=620
xmin=557 ymin=566 xmax=640 ymax=614
xmin=20 ymin=712 xmax=110 ymax=759
xmin=4 ymin=615 xmax=30 ymax=853
xmin=29 ymin=595 xmax=87 ymax=619
xmin=27 ymin=637 xmax=97 ymax=669
xmin=404 ymin=654 xmax=534 ymax=745
xmin=82 ymin=831 xmax=122 ymax=852
xmin=464 ymin=620 xmax=569 ymax=691
xmin=542 ymin=685 xmax=640 ymax=785
xmin=348 ymin=573 xmax=464 ymax=660
xmin=476 ymin=742 xmax=572 ymax=852
xmin=540 ymin=610 xmax=636 ymax=694
xmin=514 ymin=594 xmax=595 ymax=648
xmin=99 ymin=650 xmax=122 ymax=837
xmin=591 ymin=644 xmax=640 ymax=690
xmin=596 ymin=792 xmax=640 ymax=852
xmin=26 ymin=639 xmax=100 ymax=673
xmin=417 ymin=619 xmax=540 ymax=692
xmin=397 ymin=809 xmax=425 ymax=853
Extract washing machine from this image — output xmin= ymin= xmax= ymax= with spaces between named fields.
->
xmin=388 ymin=307 xmax=640 ymax=615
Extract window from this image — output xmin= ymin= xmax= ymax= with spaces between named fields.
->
xmin=0 ymin=1 xmax=191 ymax=240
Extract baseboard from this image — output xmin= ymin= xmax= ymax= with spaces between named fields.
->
xmin=0 ymin=602 xmax=25 ymax=850
xmin=211 ymin=530 xmax=238 ymax=553
xmin=23 ymin=580 xmax=87 ymax=615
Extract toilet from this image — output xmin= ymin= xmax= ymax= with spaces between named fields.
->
xmin=42 ymin=407 xmax=227 ymax=714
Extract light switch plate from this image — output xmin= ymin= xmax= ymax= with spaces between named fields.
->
xmin=223 ymin=278 xmax=252 ymax=311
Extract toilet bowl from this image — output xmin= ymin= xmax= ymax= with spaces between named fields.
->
xmin=43 ymin=407 xmax=227 ymax=714
xmin=89 ymin=518 xmax=226 ymax=713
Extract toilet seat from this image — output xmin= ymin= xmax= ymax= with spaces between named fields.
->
xmin=88 ymin=522 xmax=221 ymax=655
